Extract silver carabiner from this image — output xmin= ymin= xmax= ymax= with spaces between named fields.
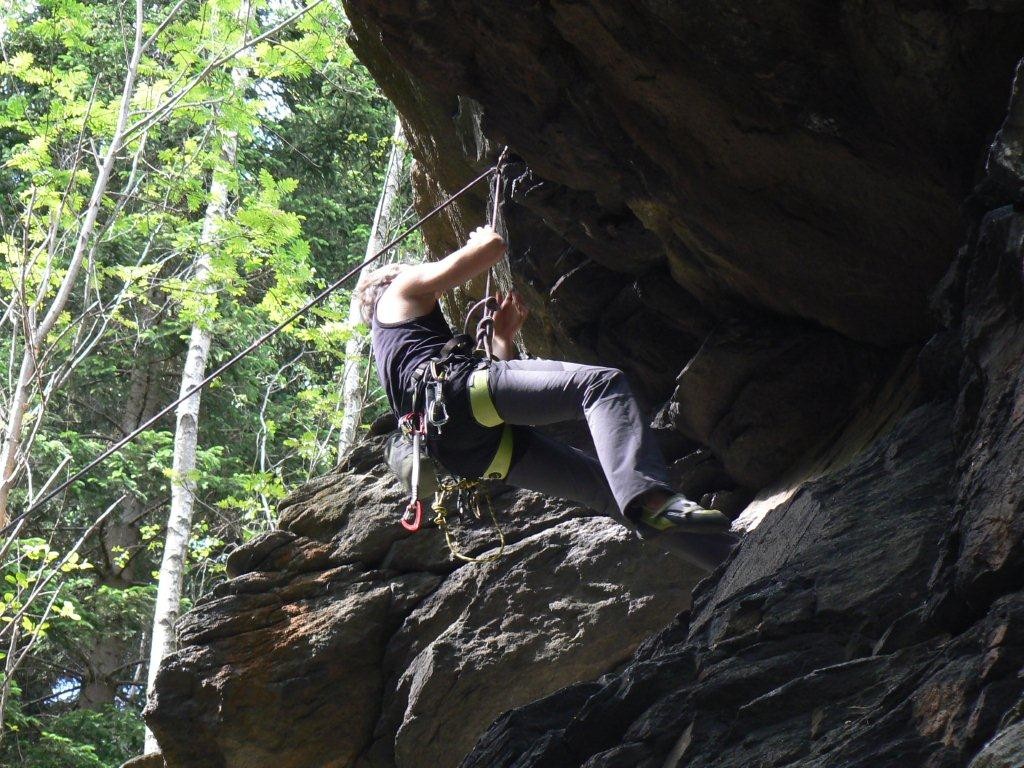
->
xmin=426 ymin=380 xmax=449 ymax=427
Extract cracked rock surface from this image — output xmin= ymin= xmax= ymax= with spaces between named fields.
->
xmin=144 ymin=3 xmax=1024 ymax=767
xmin=144 ymin=439 xmax=703 ymax=768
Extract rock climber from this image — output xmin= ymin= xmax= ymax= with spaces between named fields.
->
xmin=359 ymin=225 xmax=738 ymax=571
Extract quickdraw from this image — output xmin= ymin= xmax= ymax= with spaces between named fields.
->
xmin=398 ymin=411 xmax=428 ymax=532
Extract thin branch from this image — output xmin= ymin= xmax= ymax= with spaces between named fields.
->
xmin=0 ymin=496 xmax=125 ymax=647
xmin=141 ymin=0 xmax=190 ymax=53
xmin=123 ymin=0 xmax=328 ymax=142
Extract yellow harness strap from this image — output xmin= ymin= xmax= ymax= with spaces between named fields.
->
xmin=468 ymin=369 xmax=503 ymax=426
xmin=468 ymin=368 xmax=513 ymax=480
xmin=483 ymin=424 xmax=514 ymax=480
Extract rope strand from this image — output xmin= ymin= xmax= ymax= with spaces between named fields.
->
xmin=1 ymin=165 xmax=497 ymax=541
xmin=474 ymin=147 xmax=510 ymax=359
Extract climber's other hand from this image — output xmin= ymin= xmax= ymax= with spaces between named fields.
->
xmin=493 ymin=291 xmax=528 ymax=339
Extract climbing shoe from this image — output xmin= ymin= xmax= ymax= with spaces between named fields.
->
xmin=639 ymin=494 xmax=732 ymax=534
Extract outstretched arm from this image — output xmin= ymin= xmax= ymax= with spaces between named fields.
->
xmin=378 ymin=226 xmax=506 ymax=323
xmin=397 ymin=226 xmax=505 ymax=296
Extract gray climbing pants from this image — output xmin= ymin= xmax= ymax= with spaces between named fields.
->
xmin=487 ymin=358 xmax=738 ymax=571
xmin=488 ymin=359 xmax=669 ymax=516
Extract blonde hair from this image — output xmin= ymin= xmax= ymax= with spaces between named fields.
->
xmin=355 ymin=263 xmax=408 ymax=324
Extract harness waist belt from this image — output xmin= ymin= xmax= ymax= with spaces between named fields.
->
xmin=409 ymin=362 xmax=512 ymax=481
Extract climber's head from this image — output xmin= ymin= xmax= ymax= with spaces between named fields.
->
xmin=356 ymin=262 xmax=411 ymax=324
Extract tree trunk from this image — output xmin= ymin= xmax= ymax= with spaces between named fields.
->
xmin=0 ymin=355 xmax=37 ymax=527
xmin=143 ymin=11 xmax=249 ymax=751
xmin=79 ymin=358 xmax=154 ymax=709
xmin=337 ymin=117 xmax=405 ymax=457
xmin=0 ymin=1 xmax=147 ymax=529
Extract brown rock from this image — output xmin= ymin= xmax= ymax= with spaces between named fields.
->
xmin=379 ymin=517 xmax=701 ymax=768
xmin=146 ymin=564 xmax=440 ymax=768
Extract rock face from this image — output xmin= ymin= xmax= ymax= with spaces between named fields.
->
xmin=459 ymin=200 xmax=1024 ymax=768
xmin=145 ymin=2 xmax=1024 ymax=767
xmin=145 ymin=438 xmax=704 ymax=768
xmin=344 ymin=0 xmax=1023 ymax=345
xmin=342 ymin=0 xmax=1024 ymax=485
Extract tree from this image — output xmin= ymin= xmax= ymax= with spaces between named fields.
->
xmin=144 ymin=0 xmax=252 ymax=752
xmin=0 ymin=0 xmax=397 ymax=761
xmin=337 ymin=116 xmax=405 ymax=457
xmin=0 ymin=0 xmax=150 ymax=529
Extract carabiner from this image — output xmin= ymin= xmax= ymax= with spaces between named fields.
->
xmin=402 ymin=500 xmax=423 ymax=532
xmin=426 ymin=380 xmax=449 ymax=427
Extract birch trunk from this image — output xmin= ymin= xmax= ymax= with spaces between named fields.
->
xmin=337 ymin=117 xmax=405 ymax=457
xmin=0 ymin=1 xmax=146 ymax=528
xmin=143 ymin=9 xmax=249 ymax=752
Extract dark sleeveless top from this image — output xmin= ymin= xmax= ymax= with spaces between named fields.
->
xmin=370 ymin=302 xmax=452 ymax=417
xmin=370 ymin=301 xmax=523 ymax=479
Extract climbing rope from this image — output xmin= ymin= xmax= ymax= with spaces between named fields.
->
xmin=431 ymin=477 xmax=505 ymax=563
xmin=465 ymin=146 xmax=511 ymax=359
xmin=1 ymin=164 xmax=499 ymax=541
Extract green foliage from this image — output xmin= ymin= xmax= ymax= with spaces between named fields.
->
xmin=1 ymin=538 xmax=93 ymax=643
xmin=0 ymin=0 xmax=401 ymax=762
xmin=0 ymin=705 xmax=143 ymax=768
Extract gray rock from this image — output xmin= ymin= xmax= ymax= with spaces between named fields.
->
xmin=343 ymin=0 xmax=1024 ymax=345
xmin=978 ymin=58 xmax=1024 ymax=208
xmin=147 ymin=454 xmax=703 ymax=768
xmin=669 ymin=319 xmax=889 ymax=487
xmin=969 ymin=719 xmax=1024 ymax=768
xmin=119 ymin=754 xmax=165 ymax=768
xmin=934 ymin=207 xmax=1024 ymax=623
xmin=460 ymin=399 xmax=975 ymax=768
xmin=379 ymin=517 xmax=701 ymax=768
xmin=457 ymin=156 xmax=1024 ymax=768
xmin=278 ymin=437 xmax=409 ymax=554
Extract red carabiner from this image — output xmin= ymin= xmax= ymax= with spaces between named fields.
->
xmin=400 ymin=412 xmax=426 ymax=436
xmin=401 ymin=500 xmax=423 ymax=532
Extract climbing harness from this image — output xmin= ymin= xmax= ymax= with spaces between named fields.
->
xmin=389 ymin=147 xmax=515 ymax=562
xmin=389 ymin=332 xmax=513 ymax=539
xmin=392 ymin=335 xmax=466 ymax=531
xmin=2 ymin=164 xmax=500 ymax=541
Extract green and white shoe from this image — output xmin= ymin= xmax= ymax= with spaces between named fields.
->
xmin=639 ymin=494 xmax=732 ymax=534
